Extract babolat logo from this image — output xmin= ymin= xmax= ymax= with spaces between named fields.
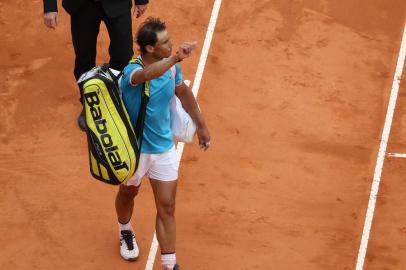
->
xmin=84 ymin=89 xmax=129 ymax=171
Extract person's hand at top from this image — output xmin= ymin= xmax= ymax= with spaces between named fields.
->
xmin=44 ymin=12 xmax=58 ymax=29
xmin=133 ymin=4 xmax=148 ymax=18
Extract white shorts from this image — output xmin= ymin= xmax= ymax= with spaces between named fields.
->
xmin=124 ymin=147 xmax=179 ymax=187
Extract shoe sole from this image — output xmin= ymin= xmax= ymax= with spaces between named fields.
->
xmin=120 ymin=246 xmax=140 ymax=262
xmin=121 ymin=253 xmax=139 ymax=262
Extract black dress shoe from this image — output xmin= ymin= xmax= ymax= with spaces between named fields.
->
xmin=78 ymin=110 xmax=87 ymax=132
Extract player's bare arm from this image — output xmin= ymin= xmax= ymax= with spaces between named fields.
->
xmin=130 ymin=41 xmax=196 ymax=85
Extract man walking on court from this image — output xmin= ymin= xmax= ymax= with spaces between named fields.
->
xmin=116 ymin=17 xmax=211 ymax=270
xmin=43 ymin=0 xmax=149 ymax=130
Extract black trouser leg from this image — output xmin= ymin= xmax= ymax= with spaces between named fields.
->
xmin=70 ymin=2 xmax=103 ymax=131
xmin=103 ymin=10 xmax=134 ymax=71
xmin=70 ymin=2 xmax=103 ymax=80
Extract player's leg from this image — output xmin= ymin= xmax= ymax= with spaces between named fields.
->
xmin=115 ymin=184 xmax=140 ymax=261
xmin=148 ymin=147 xmax=180 ymax=270
xmin=115 ymin=184 xmax=140 ymax=227
xmin=150 ymin=179 xmax=178 ymax=270
xmin=115 ymin=153 xmax=150 ymax=261
xmin=150 ymin=179 xmax=177 ymax=252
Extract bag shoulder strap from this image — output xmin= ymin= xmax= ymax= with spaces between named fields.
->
xmin=129 ymin=58 xmax=150 ymax=98
xmin=128 ymin=58 xmax=150 ymax=149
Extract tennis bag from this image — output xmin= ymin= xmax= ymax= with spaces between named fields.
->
xmin=78 ymin=60 xmax=149 ymax=185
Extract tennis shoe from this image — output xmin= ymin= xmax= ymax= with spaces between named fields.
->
xmin=119 ymin=230 xmax=139 ymax=261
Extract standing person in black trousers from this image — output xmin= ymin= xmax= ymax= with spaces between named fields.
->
xmin=43 ymin=0 xmax=149 ymax=130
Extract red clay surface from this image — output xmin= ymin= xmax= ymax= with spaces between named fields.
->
xmin=0 ymin=0 xmax=406 ymax=269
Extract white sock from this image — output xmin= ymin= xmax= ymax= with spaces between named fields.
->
xmin=118 ymin=220 xmax=133 ymax=234
xmin=161 ymin=253 xmax=176 ymax=270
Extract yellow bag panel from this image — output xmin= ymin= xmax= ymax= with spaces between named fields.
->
xmin=83 ymin=79 xmax=136 ymax=183
xmin=99 ymin=164 xmax=109 ymax=180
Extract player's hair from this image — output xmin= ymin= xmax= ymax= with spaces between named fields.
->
xmin=136 ymin=17 xmax=167 ymax=54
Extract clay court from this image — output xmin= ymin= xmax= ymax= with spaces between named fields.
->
xmin=1 ymin=0 xmax=406 ymax=269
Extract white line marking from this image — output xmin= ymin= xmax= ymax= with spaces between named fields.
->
xmin=144 ymin=1 xmax=222 ymax=269
xmin=388 ymin=153 xmax=406 ymax=158
xmin=355 ymin=23 xmax=406 ymax=270
xmin=190 ymin=0 xmax=222 ymax=97
xmin=145 ymin=233 xmax=158 ymax=270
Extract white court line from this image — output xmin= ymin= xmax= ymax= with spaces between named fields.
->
xmin=387 ymin=153 xmax=406 ymax=158
xmin=144 ymin=1 xmax=222 ymax=269
xmin=355 ymin=23 xmax=406 ymax=270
